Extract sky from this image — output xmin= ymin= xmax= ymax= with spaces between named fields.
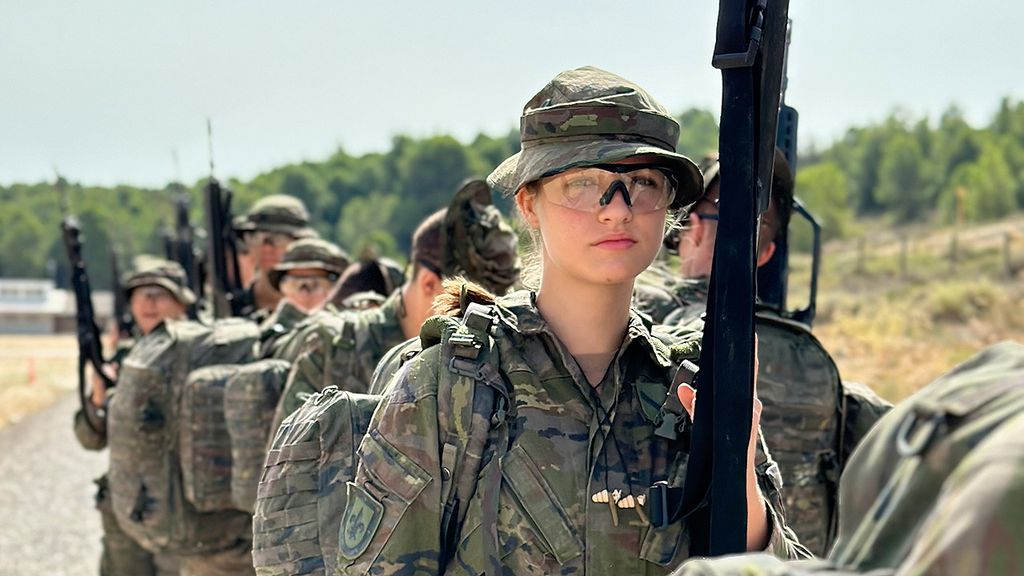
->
xmin=2 ymin=1 xmax=1021 ymax=188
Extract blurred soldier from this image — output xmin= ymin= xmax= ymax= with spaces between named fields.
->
xmin=269 ymin=179 xmax=520 ymax=430
xmin=232 ymin=195 xmax=319 ymax=319
xmin=655 ymin=150 xmax=891 ymax=555
xmin=673 ymin=341 xmax=1024 ymax=575
xmin=74 ymin=256 xmax=195 ymax=576
xmin=257 ymin=238 xmax=349 ymax=359
xmin=328 ymin=256 xmax=406 ymax=311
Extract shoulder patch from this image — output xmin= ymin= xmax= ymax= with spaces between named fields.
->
xmin=339 ymin=481 xmax=384 ymax=560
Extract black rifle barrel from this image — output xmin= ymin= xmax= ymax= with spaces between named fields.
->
xmin=60 ymin=213 xmax=114 ymax=435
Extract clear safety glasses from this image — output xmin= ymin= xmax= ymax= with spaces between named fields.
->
xmin=539 ymin=164 xmax=677 ymax=213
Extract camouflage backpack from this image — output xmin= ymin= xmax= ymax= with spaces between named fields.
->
xmin=107 ymin=318 xmax=258 ymax=554
xmin=252 ymin=303 xmax=513 ymax=575
xmin=755 ymin=310 xmax=845 ymax=556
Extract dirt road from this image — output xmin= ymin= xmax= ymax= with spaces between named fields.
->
xmin=0 ymin=393 xmax=104 ymax=575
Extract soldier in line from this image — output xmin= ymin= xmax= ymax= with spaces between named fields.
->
xmin=673 ymin=340 xmax=1024 ymax=575
xmin=73 ymin=257 xmax=195 ymax=576
xmin=328 ymin=255 xmax=406 ymax=311
xmin=232 ymin=195 xmax=319 ymax=320
xmin=256 ymin=238 xmax=349 ymax=359
xmin=269 ymin=179 xmax=520 ymax=430
xmin=334 ymin=67 xmax=807 ymax=575
xmin=654 ymin=150 xmax=891 ymax=555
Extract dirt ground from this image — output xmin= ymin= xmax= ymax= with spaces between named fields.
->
xmin=0 ymin=335 xmax=78 ymax=427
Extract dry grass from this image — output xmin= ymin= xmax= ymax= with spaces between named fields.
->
xmin=0 ymin=335 xmax=78 ymax=427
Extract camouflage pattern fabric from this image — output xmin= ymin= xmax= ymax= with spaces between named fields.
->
xmin=266 ymin=237 xmax=349 ymax=292
xmin=257 ymin=299 xmax=310 ymax=359
xmin=95 ymin=474 xmax=182 ymax=576
xmin=224 ymin=358 xmax=291 ymax=512
xmin=270 ymin=291 xmax=405 ymax=435
xmin=672 ymin=341 xmax=1024 ymax=575
xmin=124 ymin=256 xmax=197 ymax=306
xmin=659 ymin=308 xmax=890 ymax=556
xmin=337 ymin=290 xmax=805 ymax=575
xmin=487 ymin=67 xmax=703 ymax=209
xmin=252 ymin=388 xmax=381 ymax=576
xmin=73 ymin=339 xmax=134 ymax=451
xmin=633 ymin=271 xmax=709 ymax=324
xmin=235 ymin=194 xmax=318 ymax=239
xmin=441 ymin=179 xmax=521 ymax=295
xmin=107 ymin=318 xmax=257 ymax=555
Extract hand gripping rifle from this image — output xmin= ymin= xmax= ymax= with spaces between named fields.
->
xmin=648 ymin=0 xmax=790 ymax=555
xmin=58 ymin=179 xmax=114 ymax=435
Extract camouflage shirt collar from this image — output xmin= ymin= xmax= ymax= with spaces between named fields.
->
xmin=494 ymin=289 xmax=672 ymax=369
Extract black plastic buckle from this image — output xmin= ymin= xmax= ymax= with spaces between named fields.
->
xmin=712 ymin=0 xmax=768 ymax=70
xmin=648 ymin=481 xmax=671 ymax=528
xmin=448 ymin=356 xmax=484 ymax=380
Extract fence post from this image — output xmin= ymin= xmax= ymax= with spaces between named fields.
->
xmin=1005 ymin=232 xmax=1014 ymax=279
xmin=900 ymin=234 xmax=909 ymax=281
xmin=949 ymin=232 xmax=959 ymax=273
xmin=856 ymin=237 xmax=867 ymax=274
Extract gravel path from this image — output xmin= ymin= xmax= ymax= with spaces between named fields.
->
xmin=0 ymin=393 xmax=105 ymax=575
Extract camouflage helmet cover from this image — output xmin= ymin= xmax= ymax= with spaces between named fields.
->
xmin=487 ymin=66 xmax=703 ymax=209
xmin=237 ymin=194 xmax=318 ymax=239
xmin=267 ymin=238 xmax=350 ymax=291
xmin=124 ymin=255 xmax=197 ymax=305
xmin=442 ymin=179 xmax=521 ymax=295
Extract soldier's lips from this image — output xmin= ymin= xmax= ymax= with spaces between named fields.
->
xmin=593 ymin=235 xmax=637 ymax=250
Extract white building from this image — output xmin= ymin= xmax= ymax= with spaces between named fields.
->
xmin=0 ymin=278 xmax=112 ymax=335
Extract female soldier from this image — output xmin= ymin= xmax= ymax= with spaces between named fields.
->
xmin=338 ymin=66 xmax=804 ymax=575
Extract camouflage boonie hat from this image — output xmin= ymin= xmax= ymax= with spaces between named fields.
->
xmin=442 ymin=179 xmax=521 ymax=295
xmin=488 ymin=66 xmax=703 ymax=209
xmin=268 ymin=238 xmax=350 ymax=291
xmin=124 ymin=255 xmax=197 ymax=305
xmin=236 ymin=195 xmax=318 ymax=239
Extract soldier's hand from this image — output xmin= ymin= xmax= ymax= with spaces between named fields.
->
xmin=89 ymin=362 xmax=118 ymax=407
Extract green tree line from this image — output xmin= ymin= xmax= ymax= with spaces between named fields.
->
xmin=2 ymin=100 xmax=1023 ymax=288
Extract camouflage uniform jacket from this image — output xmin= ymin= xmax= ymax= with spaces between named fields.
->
xmin=339 ymin=291 xmax=805 ymax=575
xmin=257 ymin=299 xmax=310 ymax=360
xmin=73 ymin=339 xmax=135 ymax=451
xmin=271 ymin=291 xmax=405 ymax=433
xmin=658 ymin=276 xmax=710 ymax=326
xmin=673 ymin=340 xmax=1024 ymax=575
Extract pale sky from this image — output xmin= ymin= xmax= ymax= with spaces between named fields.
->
xmin=2 ymin=1 xmax=1020 ymax=188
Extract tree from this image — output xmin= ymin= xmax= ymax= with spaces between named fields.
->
xmin=791 ymin=162 xmax=854 ymax=251
xmin=875 ymin=131 xmax=929 ymax=223
xmin=676 ymin=108 xmax=720 ymax=161
xmin=336 ymin=193 xmax=400 ymax=259
xmin=939 ymin=144 xmax=1018 ymax=223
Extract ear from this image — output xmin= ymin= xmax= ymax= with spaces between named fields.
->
xmin=756 ymin=240 xmax=776 ymax=268
xmin=417 ymin=267 xmax=441 ymax=297
xmin=515 ymin=188 xmax=540 ymax=229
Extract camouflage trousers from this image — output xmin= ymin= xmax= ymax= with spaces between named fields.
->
xmin=96 ymin=475 xmax=181 ymax=576
xmin=178 ymin=537 xmax=256 ymax=576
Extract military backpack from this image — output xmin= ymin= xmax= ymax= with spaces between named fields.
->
xmin=107 ymin=318 xmax=258 ymax=554
xmin=252 ymin=303 xmax=513 ymax=575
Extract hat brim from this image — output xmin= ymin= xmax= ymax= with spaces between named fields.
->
xmin=126 ymin=277 xmax=197 ymax=306
xmin=238 ymin=223 xmax=319 ymax=239
xmin=268 ymin=261 xmax=343 ymax=291
xmin=487 ymin=139 xmax=703 ymax=210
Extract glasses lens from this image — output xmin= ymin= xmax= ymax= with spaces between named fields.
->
xmin=281 ymin=275 xmax=332 ymax=294
xmin=545 ymin=167 xmax=676 ymax=213
xmin=246 ymin=231 xmax=294 ymax=249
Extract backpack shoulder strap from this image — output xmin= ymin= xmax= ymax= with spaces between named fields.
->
xmin=427 ymin=302 xmax=514 ymax=573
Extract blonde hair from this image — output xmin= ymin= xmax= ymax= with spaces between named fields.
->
xmin=431 ymin=277 xmax=497 ymax=317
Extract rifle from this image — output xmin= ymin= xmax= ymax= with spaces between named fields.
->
xmin=649 ymin=0 xmax=790 ymax=556
xmin=109 ymin=247 xmax=134 ymax=339
xmin=58 ymin=176 xmax=114 ymax=435
xmin=168 ymin=187 xmax=204 ymax=319
xmin=756 ymin=20 xmax=823 ymax=326
xmin=204 ymin=176 xmax=244 ymax=317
